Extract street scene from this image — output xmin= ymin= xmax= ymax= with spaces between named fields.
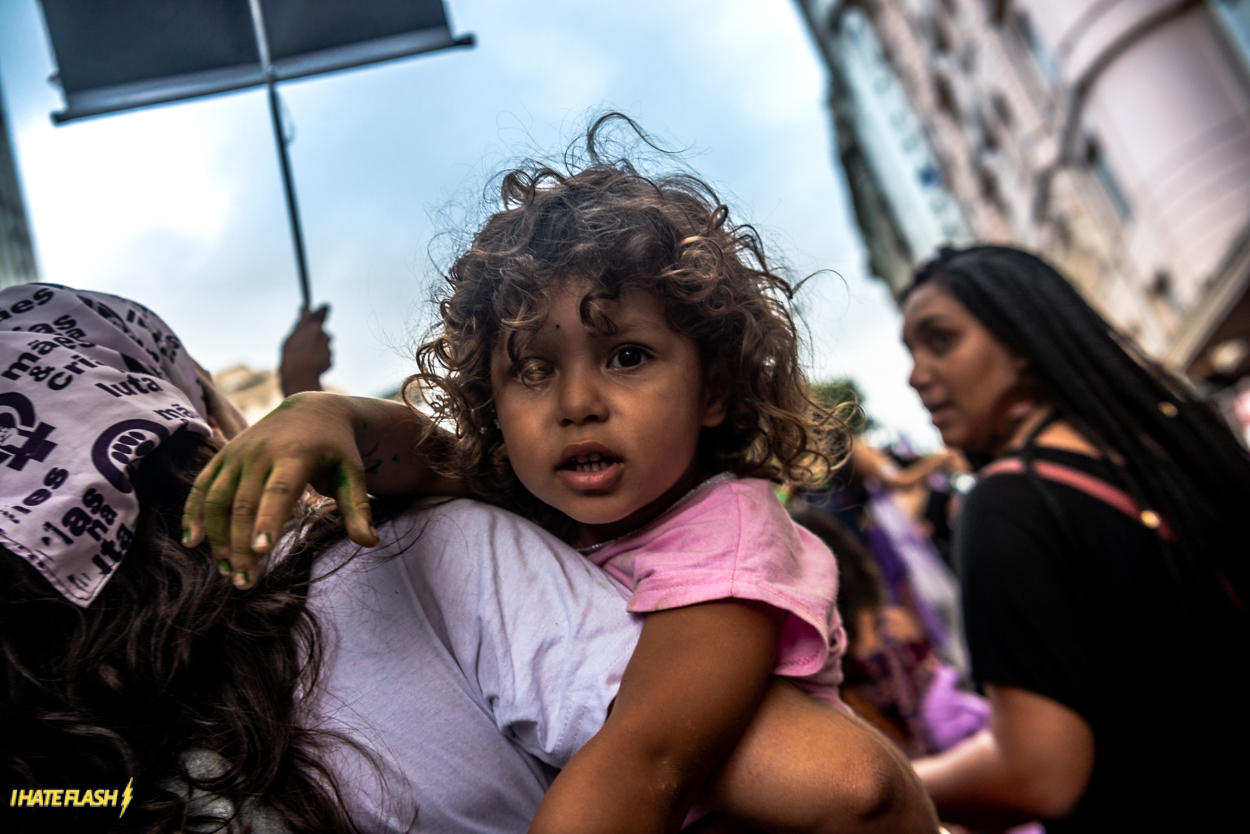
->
xmin=2 ymin=1 xmax=1248 ymax=832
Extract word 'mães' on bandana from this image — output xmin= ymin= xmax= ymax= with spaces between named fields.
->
xmin=0 ymin=284 xmax=211 ymax=606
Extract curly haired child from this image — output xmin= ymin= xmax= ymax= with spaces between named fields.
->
xmin=185 ymin=117 xmax=935 ymax=833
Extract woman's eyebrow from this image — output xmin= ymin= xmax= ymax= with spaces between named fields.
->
xmin=912 ymin=313 xmax=953 ymax=333
xmin=902 ymin=313 xmax=950 ymax=348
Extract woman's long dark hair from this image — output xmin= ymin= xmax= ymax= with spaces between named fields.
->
xmin=905 ymin=245 xmax=1250 ymax=613
xmin=1 ymin=429 xmax=358 ymax=833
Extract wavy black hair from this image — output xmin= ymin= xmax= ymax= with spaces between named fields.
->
xmin=1 ymin=429 xmax=361 ymax=833
xmin=905 ymin=244 xmax=1250 ymax=613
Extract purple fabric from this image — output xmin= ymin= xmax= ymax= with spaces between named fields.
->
xmin=921 ymin=663 xmax=990 ymax=752
xmin=864 ymin=484 xmax=964 ymax=664
xmin=861 ymin=524 xmax=911 ymax=603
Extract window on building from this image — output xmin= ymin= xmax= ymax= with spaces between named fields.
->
xmin=979 ymin=166 xmax=1011 ymax=219
xmin=1149 ymin=270 xmax=1172 ymax=298
xmin=933 ymin=18 xmax=952 ymax=54
xmin=1149 ymin=270 xmax=1181 ymax=311
xmin=1084 ymin=136 xmax=1132 ymax=220
xmin=981 ymin=0 xmax=1007 ymax=24
xmin=991 ymin=91 xmax=1013 ymax=127
xmin=934 ymin=74 xmax=959 ymax=119
xmin=979 ymin=110 xmax=999 ymax=152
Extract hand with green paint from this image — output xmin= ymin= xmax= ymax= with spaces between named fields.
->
xmin=181 ymin=391 xmax=465 ymax=588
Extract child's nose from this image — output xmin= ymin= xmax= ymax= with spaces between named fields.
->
xmin=558 ymin=366 xmax=607 ymax=425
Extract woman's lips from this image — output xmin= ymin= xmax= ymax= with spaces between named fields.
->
xmin=926 ymin=404 xmax=952 ymax=426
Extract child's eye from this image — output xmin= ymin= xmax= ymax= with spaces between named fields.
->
xmin=608 ymin=346 xmax=650 ymax=369
xmin=515 ymin=357 xmax=555 ymax=387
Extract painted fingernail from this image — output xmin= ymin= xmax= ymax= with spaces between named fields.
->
xmin=182 ymin=528 xmax=193 ymax=547
xmin=217 ymin=559 xmax=232 ymax=576
xmin=252 ymin=531 xmax=272 ymax=551
xmin=232 ymin=570 xmax=250 ymax=588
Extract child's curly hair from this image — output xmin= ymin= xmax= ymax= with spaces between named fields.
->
xmin=408 ymin=116 xmax=847 ymax=523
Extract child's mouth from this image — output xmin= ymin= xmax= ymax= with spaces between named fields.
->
xmin=560 ymin=452 xmax=618 ymax=472
xmin=556 ymin=450 xmax=624 ymax=492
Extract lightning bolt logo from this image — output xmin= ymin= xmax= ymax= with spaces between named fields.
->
xmin=120 ymin=778 xmax=133 ymax=817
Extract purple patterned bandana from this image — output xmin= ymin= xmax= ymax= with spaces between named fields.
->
xmin=0 ymin=284 xmax=211 ymax=606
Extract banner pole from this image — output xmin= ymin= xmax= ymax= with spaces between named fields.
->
xmin=248 ymin=0 xmax=312 ymax=309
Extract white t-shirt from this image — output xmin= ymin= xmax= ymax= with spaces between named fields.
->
xmin=307 ymin=499 xmax=642 ymax=833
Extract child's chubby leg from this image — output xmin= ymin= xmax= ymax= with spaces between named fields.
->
xmin=701 ymin=680 xmax=939 ymax=834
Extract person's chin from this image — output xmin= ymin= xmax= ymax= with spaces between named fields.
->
xmin=930 ymin=411 xmax=960 ymax=444
xmin=935 ymin=423 xmax=978 ymax=454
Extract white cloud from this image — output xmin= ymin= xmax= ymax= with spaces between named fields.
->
xmin=17 ymin=96 xmax=249 ymax=284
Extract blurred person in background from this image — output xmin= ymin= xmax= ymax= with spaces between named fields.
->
xmin=790 ymin=507 xmax=988 ymax=762
xmin=901 ymin=246 xmax=1250 ymax=832
xmin=845 ymin=440 xmax=968 ymax=673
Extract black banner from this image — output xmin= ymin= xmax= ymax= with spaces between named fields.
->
xmin=40 ymin=0 xmax=471 ymax=122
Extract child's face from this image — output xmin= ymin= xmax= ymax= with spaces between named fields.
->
xmin=490 ymin=279 xmax=726 ymax=547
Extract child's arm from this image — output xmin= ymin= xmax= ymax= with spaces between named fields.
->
xmin=530 ymin=600 xmax=939 ymax=834
xmin=530 ymin=599 xmax=784 ymax=834
xmin=182 ymin=392 xmax=469 ymax=584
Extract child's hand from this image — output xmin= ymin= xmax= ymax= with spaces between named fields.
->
xmin=182 ymin=392 xmax=379 ymax=588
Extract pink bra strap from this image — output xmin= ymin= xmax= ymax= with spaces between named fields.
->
xmin=980 ymin=457 xmax=1175 ymax=542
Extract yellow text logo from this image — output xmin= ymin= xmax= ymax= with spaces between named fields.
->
xmin=10 ymin=778 xmax=132 ymax=816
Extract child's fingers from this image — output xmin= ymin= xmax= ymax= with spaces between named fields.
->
xmin=201 ymin=461 xmax=243 ymax=565
xmin=226 ymin=463 xmax=277 ymax=589
xmin=182 ymin=452 xmax=227 ymax=547
xmin=248 ymin=458 xmax=318 ymax=555
xmin=331 ymin=460 xmax=378 ymax=548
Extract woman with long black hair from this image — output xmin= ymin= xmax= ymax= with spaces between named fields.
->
xmin=2 ymin=281 xmax=936 ymax=833
xmin=902 ymin=245 xmax=1249 ymax=831
xmin=0 ymin=285 xmax=651 ymax=833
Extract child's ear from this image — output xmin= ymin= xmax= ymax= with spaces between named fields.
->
xmin=702 ymin=395 xmax=728 ymax=428
xmin=701 ymin=368 xmax=729 ymax=428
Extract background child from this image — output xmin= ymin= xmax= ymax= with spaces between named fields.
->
xmin=185 ymin=117 xmax=933 ymax=832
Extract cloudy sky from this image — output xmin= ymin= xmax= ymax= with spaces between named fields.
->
xmin=0 ymin=0 xmax=938 ymax=445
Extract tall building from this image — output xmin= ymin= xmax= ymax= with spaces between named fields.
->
xmin=0 ymin=84 xmax=38 ymax=290
xmin=798 ymin=0 xmax=1250 ymax=430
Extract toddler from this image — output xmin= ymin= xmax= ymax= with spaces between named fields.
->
xmin=188 ymin=123 xmax=868 ymax=832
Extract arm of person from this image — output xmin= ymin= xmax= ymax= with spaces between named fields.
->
xmin=529 ymin=600 xmax=784 ymax=834
xmin=703 ymin=680 xmax=939 ymax=834
xmin=182 ymin=391 xmax=469 ymax=585
xmin=912 ymin=683 xmax=1094 ymax=828
xmin=854 ymin=444 xmax=956 ymax=491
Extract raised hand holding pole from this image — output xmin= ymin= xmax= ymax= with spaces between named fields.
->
xmin=248 ymin=0 xmax=312 ymax=310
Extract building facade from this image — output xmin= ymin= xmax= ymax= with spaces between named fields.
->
xmin=798 ymin=0 xmax=1250 ymax=428
xmin=0 ymin=85 xmax=38 ymax=290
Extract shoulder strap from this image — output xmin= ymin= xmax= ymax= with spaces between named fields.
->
xmin=980 ymin=457 xmax=1175 ymax=543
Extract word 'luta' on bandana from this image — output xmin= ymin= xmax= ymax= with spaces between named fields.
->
xmin=1 ymin=284 xmax=211 ymax=606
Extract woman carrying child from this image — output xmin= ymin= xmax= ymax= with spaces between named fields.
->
xmin=186 ymin=117 xmax=937 ymax=832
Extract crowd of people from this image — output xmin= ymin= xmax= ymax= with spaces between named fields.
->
xmin=3 ymin=116 xmax=1246 ymax=833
